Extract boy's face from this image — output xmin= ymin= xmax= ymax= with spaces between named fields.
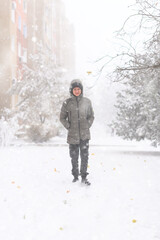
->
xmin=73 ymin=87 xmax=82 ymax=96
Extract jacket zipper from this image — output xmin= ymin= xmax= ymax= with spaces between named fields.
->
xmin=76 ymin=97 xmax=81 ymax=141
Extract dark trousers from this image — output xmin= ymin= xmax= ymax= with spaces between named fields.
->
xmin=69 ymin=139 xmax=89 ymax=179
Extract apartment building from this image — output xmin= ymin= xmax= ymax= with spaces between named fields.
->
xmin=0 ymin=0 xmax=75 ymax=111
xmin=0 ymin=0 xmax=27 ymax=110
xmin=27 ymin=0 xmax=75 ymax=75
xmin=54 ymin=0 xmax=75 ymax=77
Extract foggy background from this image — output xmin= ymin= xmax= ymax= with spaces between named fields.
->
xmin=0 ymin=0 xmax=160 ymax=146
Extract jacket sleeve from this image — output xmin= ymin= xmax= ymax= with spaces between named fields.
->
xmin=60 ymin=101 xmax=70 ymax=130
xmin=87 ymin=100 xmax=94 ymax=128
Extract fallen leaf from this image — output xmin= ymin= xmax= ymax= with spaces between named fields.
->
xmin=88 ymin=165 xmax=90 ymax=168
xmin=130 ymin=198 xmax=134 ymax=200
xmin=54 ymin=168 xmax=57 ymax=172
xmin=91 ymin=153 xmax=95 ymax=156
xmin=144 ymin=160 xmax=147 ymax=162
xmin=66 ymin=190 xmax=70 ymax=194
xmin=11 ymin=181 xmax=15 ymax=184
xmin=59 ymin=227 xmax=63 ymax=231
xmin=113 ymin=168 xmax=116 ymax=171
xmin=17 ymin=186 xmax=21 ymax=189
xmin=132 ymin=219 xmax=137 ymax=223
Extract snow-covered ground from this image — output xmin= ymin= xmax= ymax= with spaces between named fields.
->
xmin=0 ymin=136 xmax=160 ymax=240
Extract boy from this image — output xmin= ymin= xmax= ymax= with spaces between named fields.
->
xmin=60 ymin=79 xmax=94 ymax=185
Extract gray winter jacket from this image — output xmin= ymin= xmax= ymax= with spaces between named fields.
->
xmin=60 ymin=93 xmax=94 ymax=144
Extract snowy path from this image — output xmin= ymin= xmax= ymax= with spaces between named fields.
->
xmin=0 ymin=145 xmax=160 ymax=240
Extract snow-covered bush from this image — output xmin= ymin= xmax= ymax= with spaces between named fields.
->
xmin=0 ymin=110 xmax=19 ymax=147
xmin=26 ymin=121 xmax=59 ymax=143
xmin=26 ymin=125 xmax=50 ymax=143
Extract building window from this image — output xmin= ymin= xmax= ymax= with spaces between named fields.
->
xmin=12 ymin=1 xmax=16 ymax=9
xmin=23 ymin=0 xmax=27 ymax=13
xmin=18 ymin=42 xmax=21 ymax=57
xmin=18 ymin=15 xmax=21 ymax=31
xmin=11 ymin=9 xmax=15 ymax=22
xmin=45 ymin=22 xmax=47 ymax=34
xmin=12 ymin=78 xmax=17 ymax=85
xmin=11 ymin=36 xmax=15 ymax=52
xmin=45 ymin=7 xmax=49 ymax=17
xmin=23 ymin=25 xmax=27 ymax=38
xmin=11 ymin=2 xmax=16 ymax=22
xmin=45 ymin=22 xmax=50 ymax=39
xmin=23 ymin=50 xmax=27 ymax=63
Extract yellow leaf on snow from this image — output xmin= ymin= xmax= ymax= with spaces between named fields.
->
xmin=66 ymin=190 xmax=70 ymax=194
xmin=17 ymin=186 xmax=21 ymax=189
xmin=59 ymin=227 xmax=63 ymax=231
xmin=113 ymin=168 xmax=116 ymax=171
xmin=11 ymin=181 xmax=15 ymax=184
xmin=91 ymin=153 xmax=95 ymax=156
xmin=132 ymin=219 xmax=137 ymax=223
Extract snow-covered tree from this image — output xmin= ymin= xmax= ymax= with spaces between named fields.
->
xmin=11 ymin=45 xmax=68 ymax=142
xmin=110 ymin=0 xmax=160 ymax=146
xmin=113 ymin=44 xmax=160 ymax=144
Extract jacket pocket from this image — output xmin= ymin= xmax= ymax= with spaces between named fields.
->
xmin=80 ymin=118 xmax=89 ymax=130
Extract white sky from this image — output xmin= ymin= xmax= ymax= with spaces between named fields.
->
xmin=63 ymin=0 xmax=135 ymax=76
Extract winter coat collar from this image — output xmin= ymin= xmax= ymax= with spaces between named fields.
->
xmin=71 ymin=94 xmax=83 ymax=102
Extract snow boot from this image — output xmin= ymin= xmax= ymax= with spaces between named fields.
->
xmin=72 ymin=177 xmax=79 ymax=183
xmin=81 ymin=178 xmax=91 ymax=186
